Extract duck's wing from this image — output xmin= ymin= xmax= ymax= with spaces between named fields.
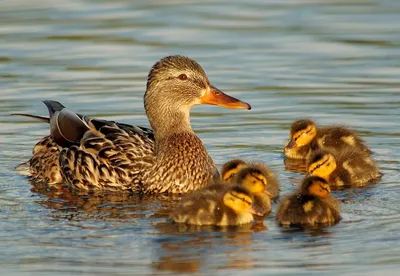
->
xmin=17 ymin=101 xmax=155 ymax=192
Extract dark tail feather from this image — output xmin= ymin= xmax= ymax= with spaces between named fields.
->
xmin=42 ymin=100 xmax=66 ymax=118
xmin=10 ymin=113 xmax=50 ymax=123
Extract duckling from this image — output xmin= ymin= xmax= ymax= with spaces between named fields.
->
xmin=284 ymin=119 xmax=371 ymax=160
xmin=170 ymin=186 xmax=259 ymax=226
xmin=276 ymin=176 xmax=341 ymax=227
xmin=220 ymin=160 xmax=280 ymax=199
xmin=235 ymin=167 xmax=273 ymax=215
xmin=307 ymin=149 xmax=382 ymax=188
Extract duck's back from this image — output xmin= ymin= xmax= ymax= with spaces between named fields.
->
xmin=333 ymin=150 xmax=381 ymax=187
xmin=314 ymin=126 xmax=371 ymax=156
xmin=276 ymin=194 xmax=340 ymax=226
xmin=30 ymin=115 xmax=156 ymax=192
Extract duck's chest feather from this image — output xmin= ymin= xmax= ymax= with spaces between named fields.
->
xmin=141 ymin=132 xmax=219 ymax=194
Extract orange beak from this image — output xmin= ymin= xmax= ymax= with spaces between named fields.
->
xmin=200 ymin=85 xmax=251 ymax=110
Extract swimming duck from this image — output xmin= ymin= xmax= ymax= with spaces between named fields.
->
xmin=15 ymin=55 xmax=251 ymax=194
xmin=284 ymin=119 xmax=371 ymax=160
xmin=276 ymin=176 xmax=341 ymax=227
xmin=170 ymin=185 xmax=258 ymax=226
xmin=220 ymin=160 xmax=280 ymax=199
xmin=307 ymin=149 xmax=382 ymax=188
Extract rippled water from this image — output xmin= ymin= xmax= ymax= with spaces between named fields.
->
xmin=1 ymin=0 xmax=400 ymax=275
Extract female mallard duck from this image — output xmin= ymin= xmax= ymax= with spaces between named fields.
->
xmin=15 ymin=55 xmax=251 ymax=194
xmin=276 ymin=176 xmax=341 ymax=227
xmin=170 ymin=185 xmax=258 ymax=226
xmin=307 ymin=149 xmax=382 ymax=188
xmin=221 ymin=159 xmax=280 ymax=199
xmin=284 ymin=119 xmax=371 ymax=160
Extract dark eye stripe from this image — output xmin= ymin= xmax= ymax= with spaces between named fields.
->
xmin=294 ymin=128 xmax=312 ymax=141
xmin=309 ymin=157 xmax=329 ymax=173
xmin=230 ymin=191 xmax=251 ymax=205
xmin=251 ymin=175 xmax=266 ymax=186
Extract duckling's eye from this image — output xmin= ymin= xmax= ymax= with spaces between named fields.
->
xmin=177 ymin=74 xmax=187 ymax=80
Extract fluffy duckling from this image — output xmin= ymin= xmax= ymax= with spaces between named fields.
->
xmin=170 ymin=186 xmax=259 ymax=226
xmin=276 ymin=176 xmax=341 ymax=227
xmin=220 ymin=160 xmax=280 ymax=199
xmin=307 ymin=149 xmax=382 ymax=188
xmin=235 ymin=167 xmax=273 ymax=215
xmin=284 ymin=119 xmax=371 ymax=160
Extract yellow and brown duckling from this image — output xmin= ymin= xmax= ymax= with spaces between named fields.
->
xmin=14 ymin=56 xmax=251 ymax=194
xmin=276 ymin=176 xmax=341 ymax=227
xmin=307 ymin=149 xmax=382 ymax=188
xmin=234 ymin=167 xmax=274 ymax=216
xmin=220 ymin=159 xmax=280 ymax=199
xmin=170 ymin=186 xmax=259 ymax=226
xmin=284 ymin=119 xmax=371 ymax=160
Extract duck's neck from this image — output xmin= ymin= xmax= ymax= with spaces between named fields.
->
xmin=145 ymin=96 xmax=193 ymax=146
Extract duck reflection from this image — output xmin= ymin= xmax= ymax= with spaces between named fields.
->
xmin=284 ymin=157 xmax=307 ymax=173
xmin=29 ymin=179 xmax=181 ymax=221
xmin=150 ymin=211 xmax=267 ymax=273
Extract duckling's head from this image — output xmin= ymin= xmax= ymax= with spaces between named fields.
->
xmin=284 ymin=119 xmax=317 ymax=153
xmin=300 ymin=176 xmax=331 ymax=199
xmin=145 ymin=56 xmax=251 ymax=136
xmin=235 ymin=167 xmax=272 ymax=197
xmin=221 ymin=159 xmax=248 ymax=183
xmin=223 ymin=186 xmax=258 ymax=214
xmin=307 ymin=150 xmax=337 ymax=179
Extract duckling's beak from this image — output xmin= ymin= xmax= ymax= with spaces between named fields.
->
xmin=261 ymin=190 xmax=274 ymax=197
xmin=284 ymin=139 xmax=297 ymax=151
xmin=200 ymin=85 xmax=251 ymax=110
xmin=248 ymin=206 xmax=263 ymax=216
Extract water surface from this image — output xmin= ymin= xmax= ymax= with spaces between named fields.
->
xmin=1 ymin=0 xmax=400 ymax=275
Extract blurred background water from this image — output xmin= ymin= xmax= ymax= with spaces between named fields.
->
xmin=1 ymin=0 xmax=400 ymax=275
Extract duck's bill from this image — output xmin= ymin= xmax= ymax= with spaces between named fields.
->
xmin=284 ymin=139 xmax=297 ymax=151
xmin=200 ymin=86 xmax=251 ymax=110
xmin=262 ymin=190 xmax=274 ymax=197
xmin=248 ymin=206 xmax=264 ymax=216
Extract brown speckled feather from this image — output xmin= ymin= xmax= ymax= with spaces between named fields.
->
xmin=141 ymin=132 xmax=218 ymax=194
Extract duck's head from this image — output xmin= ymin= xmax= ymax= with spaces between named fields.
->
xmin=300 ymin=175 xmax=331 ymax=199
xmin=235 ymin=167 xmax=273 ymax=197
xmin=307 ymin=150 xmax=337 ymax=180
xmin=221 ymin=159 xmax=248 ymax=183
xmin=284 ymin=119 xmax=317 ymax=155
xmin=145 ymin=56 xmax=251 ymax=137
xmin=223 ymin=186 xmax=259 ymax=215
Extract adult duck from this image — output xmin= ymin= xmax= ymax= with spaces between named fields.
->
xmin=15 ymin=55 xmax=251 ymax=194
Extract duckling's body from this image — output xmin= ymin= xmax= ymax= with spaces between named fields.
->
xmin=276 ymin=176 xmax=341 ymax=227
xmin=170 ymin=186 xmax=257 ymax=226
xmin=284 ymin=119 xmax=371 ymax=160
xmin=307 ymin=149 xmax=382 ymax=188
xmin=15 ymin=56 xmax=251 ymax=194
xmin=220 ymin=160 xmax=280 ymax=199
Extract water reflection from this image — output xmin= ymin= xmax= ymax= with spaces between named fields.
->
xmin=152 ymin=221 xmax=267 ymax=273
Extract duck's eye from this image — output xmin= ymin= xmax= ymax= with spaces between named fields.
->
xmin=177 ymin=74 xmax=187 ymax=80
